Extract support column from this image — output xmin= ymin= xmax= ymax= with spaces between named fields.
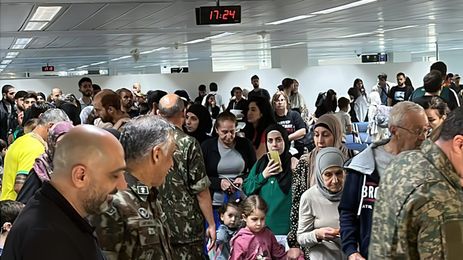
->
xmin=271 ymin=47 xmax=309 ymax=74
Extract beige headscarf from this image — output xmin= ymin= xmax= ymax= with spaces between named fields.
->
xmin=302 ymin=113 xmax=351 ymax=187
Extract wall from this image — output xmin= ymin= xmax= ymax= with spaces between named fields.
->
xmin=0 ymin=60 xmax=448 ymax=112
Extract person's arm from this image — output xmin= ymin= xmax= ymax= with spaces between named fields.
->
xmin=187 ymin=139 xmax=215 ymax=248
xmin=288 ymin=111 xmax=307 ymax=141
xmin=296 ymin=191 xmax=318 ymax=247
xmin=338 ymin=171 xmax=365 ymax=259
xmin=288 ymin=128 xmax=306 ymax=142
xmin=287 ymin=159 xmax=309 ymax=249
xmin=196 ymin=188 xmax=216 ymax=249
xmin=269 ymin=230 xmax=287 ymax=258
xmin=242 ymin=163 xmax=267 ymax=195
xmin=14 ymin=174 xmax=27 ymax=194
xmin=229 ymin=237 xmax=246 ymax=260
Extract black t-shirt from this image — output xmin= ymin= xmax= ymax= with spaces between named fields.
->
xmin=275 ymin=110 xmax=306 ymax=148
xmin=388 ymin=85 xmax=414 ymax=106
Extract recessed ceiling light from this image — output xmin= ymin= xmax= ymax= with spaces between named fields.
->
xmin=6 ymin=52 xmax=19 ymax=58
xmin=90 ymin=61 xmax=107 ymax=66
xmin=15 ymin=38 xmax=33 ymax=45
xmin=0 ymin=65 xmax=7 ymax=69
xmin=265 ymin=15 xmax=314 ymax=25
xmin=270 ymin=42 xmax=306 ymax=49
xmin=31 ymin=6 xmax=62 ymax=21
xmin=311 ymin=0 xmax=377 ymax=15
xmin=110 ymin=55 xmax=131 ymax=61
xmin=24 ymin=21 xmax=48 ymax=31
xmin=1 ymin=60 xmax=12 ymax=65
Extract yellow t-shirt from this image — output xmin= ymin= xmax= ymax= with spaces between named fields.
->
xmin=0 ymin=133 xmax=45 ymax=200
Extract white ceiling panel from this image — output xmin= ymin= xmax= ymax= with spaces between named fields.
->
xmin=1 ymin=0 xmax=463 ymax=77
xmin=0 ymin=3 xmax=34 ymax=31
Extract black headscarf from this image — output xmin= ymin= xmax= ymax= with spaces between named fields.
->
xmin=183 ymin=104 xmax=212 ymax=144
xmin=254 ymin=124 xmax=292 ymax=194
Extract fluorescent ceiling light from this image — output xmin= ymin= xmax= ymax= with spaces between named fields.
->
xmin=184 ymin=33 xmax=235 ymax=45
xmin=208 ymin=32 xmax=235 ymax=39
xmin=68 ymin=68 xmax=75 ymax=71
xmin=0 ymin=65 xmax=7 ymax=69
xmin=90 ymin=61 xmax=107 ymax=66
xmin=270 ymin=42 xmax=306 ymax=49
xmin=77 ymin=65 xmax=89 ymax=69
xmin=184 ymin=38 xmax=209 ymax=44
xmin=1 ymin=60 xmax=12 ymax=65
xmin=140 ymin=47 xmax=169 ymax=55
xmin=24 ymin=21 xmax=48 ymax=31
xmin=338 ymin=32 xmax=376 ymax=38
xmin=6 ymin=52 xmax=19 ymax=58
xmin=110 ymin=55 xmax=131 ymax=61
xmin=381 ymin=25 xmax=418 ymax=32
xmin=265 ymin=15 xmax=314 ymax=25
xmin=311 ymin=0 xmax=377 ymax=15
xmin=338 ymin=25 xmax=418 ymax=38
xmin=31 ymin=6 xmax=62 ymax=21
xmin=15 ymin=38 xmax=33 ymax=45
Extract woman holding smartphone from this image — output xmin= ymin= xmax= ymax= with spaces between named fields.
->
xmin=243 ymin=124 xmax=299 ymax=245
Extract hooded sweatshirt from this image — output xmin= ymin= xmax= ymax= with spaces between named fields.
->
xmin=338 ymin=139 xmax=390 ymax=258
xmin=229 ymin=227 xmax=287 ymax=260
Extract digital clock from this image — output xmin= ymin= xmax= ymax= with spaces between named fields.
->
xmin=195 ymin=6 xmax=241 ymax=25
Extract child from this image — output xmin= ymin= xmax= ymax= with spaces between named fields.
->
xmin=334 ymin=97 xmax=353 ymax=142
xmin=0 ymin=200 xmax=25 ymax=256
xmin=212 ymin=202 xmax=242 ymax=260
xmin=229 ymin=195 xmax=289 ymax=260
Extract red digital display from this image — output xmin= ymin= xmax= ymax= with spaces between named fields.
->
xmin=42 ymin=65 xmax=55 ymax=72
xmin=196 ymin=6 xmax=241 ymax=25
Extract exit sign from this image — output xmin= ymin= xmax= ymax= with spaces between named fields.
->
xmin=42 ymin=65 xmax=55 ymax=72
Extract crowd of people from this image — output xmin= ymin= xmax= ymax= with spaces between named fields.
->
xmin=0 ymin=61 xmax=462 ymax=260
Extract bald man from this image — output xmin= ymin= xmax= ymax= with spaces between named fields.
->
xmin=93 ymin=89 xmax=130 ymax=131
xmin=51 ymin=88 xmax=63 ymax=102
xmin=157 ymin=94 xmax=216 ymax=259
xmin=2 ymin=125 xmax=127 ymax=260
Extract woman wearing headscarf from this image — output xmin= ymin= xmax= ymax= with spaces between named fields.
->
xmin=287 ymin=114 xmax=355 ymax=259
xmin=16 ymin=121 xmax=74 ymax=204
xmin=183 ymin=104 xmax=212 ymax=144
xmin=243 ymin=124 xmax=299 ymax=242
xmin=297 ymin=147 xmax=346 ymax=259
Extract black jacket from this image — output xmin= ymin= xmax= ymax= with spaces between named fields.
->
xmin=0 ymin=100 xmax=17 ymax=142
xmin=201 ymin=137 xmax=256 ymax=193
xmin=2 ymin=182 xmax=105 ymax=260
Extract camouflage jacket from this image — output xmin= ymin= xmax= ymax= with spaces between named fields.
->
xmin=369 ymin=139 xmax=463 ymax=259
xmin=90 ymin=173 xmax=173 ymax=260
xmin=158 ymin=127 xmax=211 ymax=244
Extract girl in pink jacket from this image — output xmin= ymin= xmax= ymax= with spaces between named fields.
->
xmin=230 ymin=195 xmax=291 ymax=260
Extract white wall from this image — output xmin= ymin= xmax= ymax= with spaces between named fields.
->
xmin=0 ymin=60 xmax=442 ymax=112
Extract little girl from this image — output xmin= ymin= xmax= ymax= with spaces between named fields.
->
xmin=229 ymin=195 xmax=288 ymax=260
xmin=211 ymin=202 xmax=242 ymax=260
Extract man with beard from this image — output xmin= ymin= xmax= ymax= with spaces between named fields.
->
xmin=248 ymin=75 xmax=271 ymax=101
xmin=116 ymin=88 xmax=139 ymax=118
xmin=2 ymin=125 xmax=127 ymax=260
xmin=91 ymin=116 xmax=176 ymax=260
xmin=93 ymin=89 xmax=130 ymax=131
xmin=0 ymin=85 xmax=18 ymax=142
xmin=78 ymin=77 xmax=94 ymax=109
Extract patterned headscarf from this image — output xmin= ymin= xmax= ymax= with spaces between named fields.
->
xmin=315 ymin=147 xmax=345 ymax=201
xmin=33 ymin=121 xmax=74 ymax=182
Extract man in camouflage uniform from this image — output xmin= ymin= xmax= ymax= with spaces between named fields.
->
xmin=90 ymin=116 xmax=176 ymax=260
xmin=158 ymin=94 xmax=216 ymax=259
xmin=369 ymin=107 xmax=463 ymax=259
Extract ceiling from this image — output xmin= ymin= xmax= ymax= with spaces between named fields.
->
xmin=1 ymin=0 xmax=463 ymax=78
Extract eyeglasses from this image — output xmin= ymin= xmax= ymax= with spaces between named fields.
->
xmin=396 ymin=125 xmax=431 ymax=137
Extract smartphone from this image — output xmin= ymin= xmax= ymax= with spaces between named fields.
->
xmin=267 ymin=150 xmax=283 ymax=173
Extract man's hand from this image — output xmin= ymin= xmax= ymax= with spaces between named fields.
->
xmin=348 ymin=252 xmax=366 ymax=260
xmin=286 ymin=248 xmax=303 ymax=260
xmin=206 ymin=224 xmax=216 ymax=251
